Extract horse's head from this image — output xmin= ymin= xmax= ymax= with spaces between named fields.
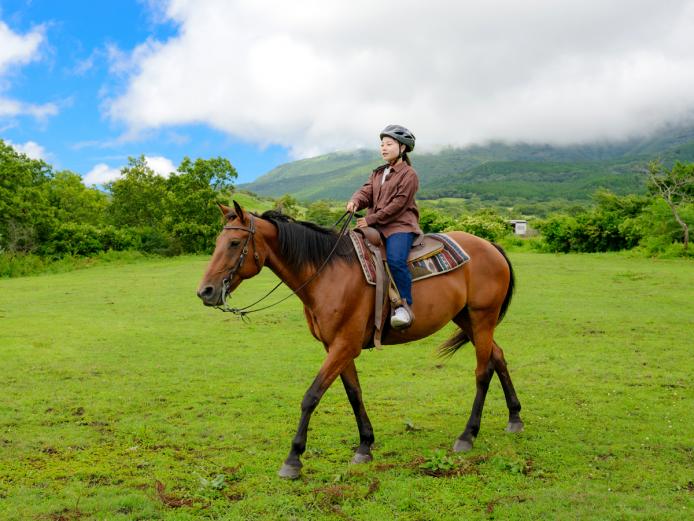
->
xmin=197 ymin=200 xmax=265 ymax=307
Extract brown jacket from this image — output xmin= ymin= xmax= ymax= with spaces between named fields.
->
xmin=349 ymin=161 xmax=422 ymax=238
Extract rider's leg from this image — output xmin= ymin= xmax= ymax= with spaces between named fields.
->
xmin=385 ymin=232 xmax=415 ymax=326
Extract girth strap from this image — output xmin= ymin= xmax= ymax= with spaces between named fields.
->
xmin=357 ymin=230 xmax=403 ymax=348
xmin=362 ymin=238 xmax=387 ymax=348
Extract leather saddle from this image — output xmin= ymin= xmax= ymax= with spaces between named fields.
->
xmin=358 ymin=227 xmax=444 ymax=262
xmin=353 ymin=227 xmax=441 ymax=347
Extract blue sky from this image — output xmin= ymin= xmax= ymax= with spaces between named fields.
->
xmin=2 ymin=1 xmax=694 ymax=186
xmin=0 ymin=0 xmax=290 ymax=184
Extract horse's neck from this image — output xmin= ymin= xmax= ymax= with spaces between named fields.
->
xmin=259 ymin=227 xmax=315 ymax=295
xmin=264 ymin=255 xmax=312 ymax=293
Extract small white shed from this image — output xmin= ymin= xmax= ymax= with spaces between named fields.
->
xmin=509 ymin=220 xmax=528 ymax=236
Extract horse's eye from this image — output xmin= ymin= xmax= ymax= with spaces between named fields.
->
xmin=229 ymin=238 xmax=241 ymax=248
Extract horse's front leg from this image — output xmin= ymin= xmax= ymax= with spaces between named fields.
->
xmin=278 ymin=344 xmax=356 ymax=479
xmin=340 ymin=359 xmax=374 ymax=464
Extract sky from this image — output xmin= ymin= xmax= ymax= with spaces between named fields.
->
xmin=1 ymin=0 xmax=694 ymax=186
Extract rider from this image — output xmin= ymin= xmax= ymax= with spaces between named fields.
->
xmin=346 ymin=124 xmax=422 ymax=329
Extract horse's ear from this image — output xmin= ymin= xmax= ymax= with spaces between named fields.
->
xmin=233 ymin=200 xmax=246 ymax=224
xmin=218 ymin=202 xmax=233 ymax=218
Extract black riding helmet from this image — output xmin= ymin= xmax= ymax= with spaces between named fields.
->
xmin=380 ymin=124 xmax=415 ymax=152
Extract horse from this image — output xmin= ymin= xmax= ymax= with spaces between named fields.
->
xmin=197 ymin=201 xmax=523 ymax=479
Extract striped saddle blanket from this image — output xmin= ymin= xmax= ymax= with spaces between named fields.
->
xmin=350 ymin=231 xmax=470 ymax=286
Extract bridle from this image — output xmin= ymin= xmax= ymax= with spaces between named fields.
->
xmin=218 ymin=214 xmax=262 ymax=311
xmin=216 ymin=211 xmax=354 ymax=317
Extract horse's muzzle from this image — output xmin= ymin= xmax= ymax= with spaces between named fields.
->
xmin=197 ymin=284 xmax=223 ymax=306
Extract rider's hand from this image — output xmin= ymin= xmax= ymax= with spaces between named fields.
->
xmin=356 ymin=217 xmax=368 ymax=228
xmin=346 ymin=201 xmax=358 ymax=213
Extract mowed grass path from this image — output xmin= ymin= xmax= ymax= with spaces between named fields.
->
xmin=0 ymin=253 xmax=692 ymax=520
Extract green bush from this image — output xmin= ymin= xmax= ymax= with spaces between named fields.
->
xmin=0 ymin=253 xmax=48 ymax=277
xmin=135 ymin=227 xmax=173 ymax=255
xmin=419 ymin=208 xmax=454 ymax=233
xmin=447 ymin=210 xmax=511 ymax=241
xmin=536 ymin=191 xmax=651 ymax=253
xmin=171 ymin=222 xmax=218 ymax=253
xmin=41 ymin=223 xmax=104 ymax=256
xmin=99 ymin=226 xmax=141 ymax=252
xmin=304 ymin=201 xmax=344 ymax=226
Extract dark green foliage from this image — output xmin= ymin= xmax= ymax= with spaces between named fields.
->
xmin=449 ymin=210 xmax=512 ymax=241
xmin=0 ymin=142 xmax=237 ymax=259
xmin=98 ymin=154 xmax=236 ymax=254
xmin=47 ymin=171 xmax=109 ymax=224
xmin=419 ymin=208 xmax=454 ymax=233
xmin=536 ymin=191 xmax=650 ymax=252
xmin=646 ymin=161 xmax=693 ymax=250
xmin=170 ymin=222 xmax=218 ymax=255
xmin=272 ymin=193 xmax=300 ymax=218
xmin=107 ymin=156 xmax=169 ymax=228
xmin=0 ymin=140 xmax=53 ymax=253
xmin=304 ymin=200 xmax=344 ymax=226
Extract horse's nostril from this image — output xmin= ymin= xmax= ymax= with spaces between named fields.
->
xmin=197 ymin=285 xmax=215 ymax=300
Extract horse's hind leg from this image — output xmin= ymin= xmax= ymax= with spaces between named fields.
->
xmin=453 ymin=312 xmax=496 ymax=453
xmin=492 ymin=341 xmax=524 ymax=432
xmin=340 ymin=360 xmax=375 ymax=464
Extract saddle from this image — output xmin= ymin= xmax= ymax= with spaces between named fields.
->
xmin=351 ymin=227 xmax=462 ymax=348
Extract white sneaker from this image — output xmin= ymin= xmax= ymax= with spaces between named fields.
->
xmin=390 ymin=306 xmax=412 ymax=329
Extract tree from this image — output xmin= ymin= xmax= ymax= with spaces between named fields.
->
xmin=167 ymin=156 xmax=237 ymax=225
xmin=647 ymin=161 xmax=693 ymax=251
xmin=0 ymin=139 xmax=54 ymax=252
xmin=305 ymin=200 xmax=343 ymax=226
xmin=106 ymin=156 xmax=168 ymax=228
xmin=274 ymin=194 xmax=300 ymax=218
xmin=165 ymin=156 xmax=237 ymax=252
xmin=47 ymin=171 xmax=109 ymax=224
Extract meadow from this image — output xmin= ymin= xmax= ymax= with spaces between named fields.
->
xmin=0 ymin=252 xmax=692 ymax=520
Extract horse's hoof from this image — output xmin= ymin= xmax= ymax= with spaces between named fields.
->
xmin=351 ymin=452 xmax=373 ymax=464
xmin=453 ymin=439 xmax=473 ymax=453
xmin=278 ymin=463 xmax=302 ymax=480
xmin=505 ymin=421 xmax=524 ymax=433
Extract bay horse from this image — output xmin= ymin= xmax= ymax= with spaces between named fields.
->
xmin=197 ymin=201 xmax=523 ymax=479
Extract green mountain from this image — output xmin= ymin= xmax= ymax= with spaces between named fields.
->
xmin=240 ymin=126 xmax=694 ymax=202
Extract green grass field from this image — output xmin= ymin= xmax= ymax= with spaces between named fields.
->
xmin=1 ymin=253 xmax=692 ymax=520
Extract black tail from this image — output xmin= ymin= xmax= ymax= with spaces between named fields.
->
xmin=438 ymin=243 xmax=515 ymax=359
xmin=492 ymin=243 xmax=515 ymax=324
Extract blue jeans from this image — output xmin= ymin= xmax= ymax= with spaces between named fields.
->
xmin=385 ymin=232 xmax=415 ymax=305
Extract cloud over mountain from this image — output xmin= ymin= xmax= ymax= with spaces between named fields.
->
xmin=108 ymin=0 xmax=694 ymax=158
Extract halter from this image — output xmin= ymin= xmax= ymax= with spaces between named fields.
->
xmin=216 ymin=211 xmax=354 ymax=317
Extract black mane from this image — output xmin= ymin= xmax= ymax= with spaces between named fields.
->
xmin=260 ymin=210 xmax=356 ymax=271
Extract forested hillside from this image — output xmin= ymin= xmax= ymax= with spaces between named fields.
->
xmin=241 ymin=126 xmax=694 ymax=202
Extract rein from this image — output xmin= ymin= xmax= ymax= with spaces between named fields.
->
xmin=216 ymin=211 xmax=354 ymax=318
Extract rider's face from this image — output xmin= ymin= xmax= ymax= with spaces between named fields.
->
xmin=380 ymin=137 xmax=403 ymax=163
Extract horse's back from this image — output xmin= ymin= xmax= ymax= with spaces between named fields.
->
xmin=444 ymin=230 xmax=511 ymax=309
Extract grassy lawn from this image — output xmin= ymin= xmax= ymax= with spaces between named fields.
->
xmin=0 ymin=252 xmax=692 ymax=520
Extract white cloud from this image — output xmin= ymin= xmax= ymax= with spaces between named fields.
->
xmin=0 ymin=20 xmax=43 ymax=74
xmin=83 ymin=163 xmax=122 ymax=185
xmin=82 ymin=155 xmax=176 ymax=185
xmin=107 ymin=0 xmax=694 ymax=157
xmin=0 ymin=97 xmax=58 ymax=119
xmin=0 ymin=19 xmax=57 ymax=121
xmin=145 ymin=155 xmax=176 ymax=177
xmin=7 ymin=140 xmax=47 ymax=160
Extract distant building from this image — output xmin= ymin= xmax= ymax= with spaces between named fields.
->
xmin=509 ymin=220 xmax=528 ymax=236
